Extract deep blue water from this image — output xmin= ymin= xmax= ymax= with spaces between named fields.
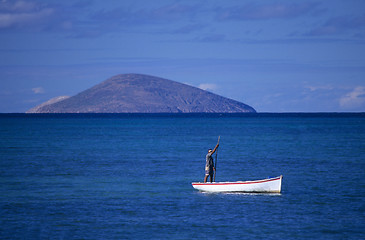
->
xmin=1 ymin=113 xmax=364 ymax=239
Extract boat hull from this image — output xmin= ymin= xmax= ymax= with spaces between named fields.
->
xmin=192 ymin=175 xmax=282 ymax=193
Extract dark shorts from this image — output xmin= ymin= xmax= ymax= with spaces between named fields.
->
xmin=205 ymin=168 xmax=214 ymax=175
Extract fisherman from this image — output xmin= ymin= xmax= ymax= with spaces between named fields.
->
xmin=204 ymin=142 xmax=219 ymax=183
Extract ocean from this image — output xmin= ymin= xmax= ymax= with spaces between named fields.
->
xmin=1 ymin=113 xmax=364 ymax=239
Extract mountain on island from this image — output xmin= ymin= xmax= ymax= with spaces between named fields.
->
xmin=27 ymin=74 xmax=256 ymax=113
xmin=27 ymin=96 xmax=70 ymax=113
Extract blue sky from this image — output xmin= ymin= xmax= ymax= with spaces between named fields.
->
xmin=1 ymin=0 xmax=364 ymax=112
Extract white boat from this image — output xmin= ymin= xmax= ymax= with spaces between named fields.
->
xmin=192 ymin=175 xmax=282 ymax=193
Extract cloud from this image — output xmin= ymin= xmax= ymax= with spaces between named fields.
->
xmin=198 ymin=83 xmax=218 ymax=92
xmin=0 ymin=8 xmax=54 ymax=28
xmin=31 ymin=87 xmax=44 ymax=94
xmin=305 ymin=85 xmax=334 ymax=91
xmin=147 ymin=3 xmax=195 ymax=22
xmin=308 ymin=15 xmax=365 ymax=36
xmin=0 ymin=1 xmax=94 ymax=35
xmin=0 ymin=1 xmax=201 ymax=37
xmin=172 ymin=23 xmax=204 ymax=34
xmin=92 ymin=3 xmax=196 ymax=25
xmin=77 ymin=3 xmax=200 ymax=38
xmin=0 ymin=1 xmax=54 ymax=29
xmin=216 ymin=2 xmax=318 ymax=21
xmin=197 ymin=33 xmax=226 ymax=42
xmin=0 ymin=0 xmax=37 ymax=12
xmin=339 ymin=86 xmax=365 ymax=110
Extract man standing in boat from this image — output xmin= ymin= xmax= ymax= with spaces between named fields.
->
xmin=204 ymin=142 xmax=219 ymax=183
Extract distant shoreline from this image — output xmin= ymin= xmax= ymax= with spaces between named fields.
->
xmin=1 ymin=112 xmax=364 ymax=118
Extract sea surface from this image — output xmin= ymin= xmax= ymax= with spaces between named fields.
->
xmin=0 ymin=113 xmax=364 ymax=239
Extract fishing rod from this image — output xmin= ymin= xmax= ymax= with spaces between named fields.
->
xmin=214 ymin=136 xmax=220 ymax=182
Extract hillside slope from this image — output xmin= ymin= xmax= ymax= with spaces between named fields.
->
xmin=29 ymin=74 xmax=256 ymax=113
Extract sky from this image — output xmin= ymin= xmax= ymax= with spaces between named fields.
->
xmin=1 ymin=0 xmax=365 ymax=113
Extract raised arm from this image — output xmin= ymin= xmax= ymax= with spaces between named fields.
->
xmin=211 ymin=143 xmax=219 ymax=154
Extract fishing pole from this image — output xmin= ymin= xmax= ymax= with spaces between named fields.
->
xmin=214 ymin=136 xmax=220 ymax=182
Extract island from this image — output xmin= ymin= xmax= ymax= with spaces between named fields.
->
xmin=27 ymin=74 xmax=256 ymax=113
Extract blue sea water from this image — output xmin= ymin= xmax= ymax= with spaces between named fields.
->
xmin=0 ymin=113 xmax=364 ymax=239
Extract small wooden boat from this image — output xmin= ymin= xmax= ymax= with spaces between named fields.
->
xmin=192 ymin=175 xmax=282 ymax=193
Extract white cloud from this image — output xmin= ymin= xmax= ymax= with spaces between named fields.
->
xmin=217 ymin=2 xmax=318 ymax=21
xmin=0 ymin=8 xmax=54 ymax=28
xmin=305 ymin=85 xmax=334 ymax=91
xmin=339 ymin=86 xmax=365 ymax=110
xmin=0 ymin=0 xmax=36 ymax=12
xmin=198 ymin=83 xmax=218 ymax=92
xmin=0 ymin=0 xmax=54 ymax=29
xmin=32 ymin=87 xmax=44 ymax=94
